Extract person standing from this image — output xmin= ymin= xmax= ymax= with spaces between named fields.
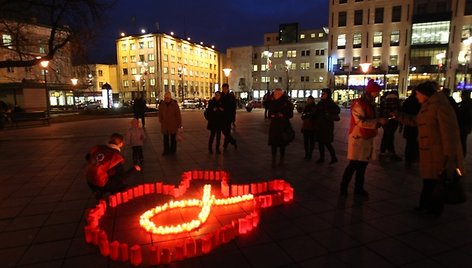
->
xmin=401 ymin=89 xmax=421 ymax=166
xmin=315 ymin=88 xmax=340 ymax=164
xmin=301 ymin=96 xmax=317 ymax=160
xmin=158 ymin=91 xmax=182 ymax=155
xmin=133 ymin=93 xmax=147 ymax=128
xmin=458 ymin=90 xmax=472 ymax=157
xmin=340 ymin=80 xmax=386 ymax=197
xmin=393 ymin=81 xmax=463 ymax=215
xmin=125 ymin=118 xmax=146 ymax=166
xmin=205 ymin=91 xmax=225 ymax=154
xmin=379 ymin=90 xmax=402 ymax=161
xmin=263 ymin=90 xmax=272 ymax=119
xmin=268 ymin=88 xmax=294 ymax=167
xmin=220 ymin=83 xmax=237 ymax=150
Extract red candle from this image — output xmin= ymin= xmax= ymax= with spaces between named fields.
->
xmin=148 ymin=183 xmax=155 ymax=193
xmin=84 ymin=226 xmax=95 ymax=243
xmin=204 ymin=170 xmax=209 ymax=180
xmin=91 ymin=228 xmax=100 ymax=245
xmin=251 ymin=183 xmax=257 ymax=194
xmin=257 ymin=183 xmax=263 ymax=193
xmin=195 ymin=238 xmax=203 ymax=256
xmin=156 ymin=182 xmax=163 ymax=193
xmin=98 ymin=232 xmax=110 ymax=256
xmin=109 ymin=241 xmax=120 ymax=261
xmin=122 ymin=191 xmax=129 ymax=203
xmin=137 ymin=185 xmax=144 ymax=196
xmin=160 ymin=248 xmax=171 ymax=264
xmin=192 ymin=170 xmax=198 ymax=179
xmin=127 ymin=188 xmax=134 ymax=200
xmin=237 ymin=185 xmax=244 ymax=196
xmin=238 ymin=218 xmax=247 ymax=234
xmin=243 ymin=185 xmax=249 ymax=195
xmin=116 ymin=192 xmax=122 ymax=205
xmin=119 ymin=243 xmax=129 ymax=262
xmin=133 ymin=187 xmax=139 ymax=198
xmin=149 ymin=245 xmax=160 ymax=265
xmin=231 ymin=185 xmax=237 ymax=196
xmin=174 ymin=242 xmax=185 ymax=260
xmin=109 ymin=195 xmax=117 ymax=208
xmin=185 ymin=238 xmax=196 ymax=257
xmin=130 ymin=244 xmax=142 ymax=266
xmin=201 ymin=234 xmax=213 ymax=254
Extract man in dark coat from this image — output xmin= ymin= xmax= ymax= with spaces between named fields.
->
xmin=314 ymin=88 xmax=340 ymax=164
xmin=401 ymin=89 xmax=421 ymax=166
xmin=133 ymin=93 xmax=147 ymax=128
xmin=458 ymin=90 xmax=472 ymax=156
xmin=220 ymin=83 xmax=237 ymax=150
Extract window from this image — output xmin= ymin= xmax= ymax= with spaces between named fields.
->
xmin=314 ymin=63 xmax=324 ymax=69
xmin=253 ymin=65 xmax=258 ymax=71
xmin=122 ymin=68 xmax=128 ymax=75
xmin=139 ymin=55 xmax=145 ymax=62
xmin=130 ymin=43 xmax=136 ymax=50
xmin=300 ymin=34 xmax=305 ymax=39
xmin=301 ymin=76 xmax=310 ymax=82
xmin=375 ymin=8 xmax=384 ymax=24
xmin=338 ymin=11 xmax=347 ymax=27
xmin=411 ymin=21 xmax=450 ymax=45
xmin=466 ymin=0 xmax=472 ymax=15
xmin=261 ymin=77 xmax=270 ymax=83
xmin=149 ymin=66 xmax=155 ymax=74
xmin=121 ymin=43 xmax=127 ymax=51
xmin=273 ymin=51 xmax=283 ymax=58
xmin=2 ymin=34 xmax=12 ymax=47
xmin=301 ymin=50 xmax=310 ymax=56
xmin=389 ymin=55 xmax=398 ymax=66
xmin=130 ymin=55 xmax=136 ymax=62
xmin=7 ymin=66 xmax=14 ymax=73
xmin=139 ymin=42 xmax=144 ymax=49
xmin=98 ymin=70 xmax=103 ymax=77
xmin=392 ymin=6 xmax=402 ymax=22
xmin=354 ymin=10 xmax=363 ymax=25
xmin=148 ymin=54 xmax=155 ymax=61
xmin=372 ymin=56 xmax=381 ymax=67
xmin=339 ymin=0 xmax=347 ymax=3
xmin=163 ymin=67 xmax=168 ymax=74
xmin=337 ymin=34 xmax=346 ymax=49
xmin=150 ymin=78 xmax=156 ymax=86
xmin=390 ymin=30 xmax=400 ymax=46
xmin=121 ymin=56 xmax=128 ymax=63
xmin=261 ymin=64 xmax=268 ymax=71
xmin=462 ymin=25 xmax=472 ymax=40
xmin=353 ymin=57 xmax=361 ymax=67
xmin=315 ymin=49 xmax=325 ymax=55
xmin=131 ymin=68 xmax=137 ymax=75
xmin=123 ymin=80 xmax=129 ymax=87
xmin=318 ymin=33 xmax=324 ymax=37
xmin=148 ymin=41 xmax=154 ymax=48
xmin=287 ymin=50 xmax=297 ymax=58
xmin=300 ymin=62 xmax=310 ymax=70
xmin=310 ymin=33 xmax=316 ymax=38
xmin=351 ymin=32 xmax=361 ymax=48
xmin=373 ymin=32 xmax=383 ymax=47
xmin=163 ymin=54 xmax=168 ymax=61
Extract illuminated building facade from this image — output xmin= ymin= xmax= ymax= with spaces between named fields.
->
xmin=116 ymin=33 xmax=220 ymax=103
xmin=329 ymin=0 xmax=472 ymax=101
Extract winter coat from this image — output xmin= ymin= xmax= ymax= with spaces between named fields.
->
xmin=220 ymin=92 xmax=236 ymax=125
xmin=301 ymin=102 xmax=316 ymax=133
xmin=401 ymin=94 xmax=421 ymax=140
xmin=397 ymin=92 xmax=464 ymax=179
xmin=125 ymin=127 xmax=146 ymax=147
xmin=347 ymin=94 xmax=379 ymax=161
xmin=458 ymin=98 xmax=472 ymax=135
xmin=158 ymin=99 xmax=182 ymax=134
xmin=206 ymin=98 xmax=225 ymax=131
xmin=268 ymin=95 xmax=294 ymax=146
xmin=315 ymin=98 xmax=340 ymax=143
xmin=133 ymin=97 xmax=146 ymax=117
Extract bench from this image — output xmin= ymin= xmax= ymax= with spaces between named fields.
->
xmin=10 ymin=111 xmax=50 ymax=127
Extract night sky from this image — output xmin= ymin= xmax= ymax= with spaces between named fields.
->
xmin=89 ymin=0 xmax=328 ymax=63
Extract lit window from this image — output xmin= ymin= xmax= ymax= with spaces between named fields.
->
xmin=121 ymin=43 xmax=127 ymax=51
xmin=148 ymin=54 xmax=155 ymax=61
xmin=148 ymin=41 xmax=154 ymax=48
xmin=139 ymin=42 xmax=144 ymax=49
xmin=130 ymin=43 xmax=136 ymax=50
xmin=337 ymin=34 xmax=346 ymax=48
xmin=149 ymin=66 xmax=155 ymax=74
xmin=373 ymin=32 xmax=383 ymax=47
xmin=300 ymin=34 xmax=305 ymax=39
xmin=287 ymin=50 xmax=297 ymax=58
xmin=121 ymin=56 xmax=127 ymax=63
xmin=253 ymin=65 xmax=258 ymax=71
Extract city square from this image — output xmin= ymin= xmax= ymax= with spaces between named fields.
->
xmin=0 ymin=109 xmax=471 ymax=267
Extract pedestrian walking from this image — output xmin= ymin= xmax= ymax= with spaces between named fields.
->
xmin=263 ymin=90 xmax=272 ymax=119
xmin=401 ymin=89 xmax=421 ymax=166
xmin=158 ymin=91 xmax=182 ymax=155
xmin=205 ymin=91 xmax=225 ymax=154
xmin=340 ymin=80 xmax=387 ymax=197
xmin=314 ymin=88 xmax=340 ymax=164
xmin=301 ymin=96 xmax=316 ymax=160
xmin=125 ymin=118 xmax=146 ymax=166
xmin=220 ymin=83 xmax=237 ymax=151
xmin=133 ymin=93 xmax=147 ymax=128
xmin=393 ymin=81 xmax=464 ymax=216
xmin=268 ymin=88 xmax=294 ymax=167
xmin=85 ymin=133 xmax=141 ymax=199
xmin=458 ymin=90 xmax=472 ymax=157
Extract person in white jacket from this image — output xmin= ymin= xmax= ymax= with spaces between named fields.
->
xmin=125 ymin=118 xmax=146 ymax=166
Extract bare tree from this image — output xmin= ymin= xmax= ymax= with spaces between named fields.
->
xmin=0 ymin=0 xmax=115 ymax=68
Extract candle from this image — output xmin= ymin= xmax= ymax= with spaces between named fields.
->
xmin=84 ymin=226 xmax=95 ymax=243
xmin=174 ymin=243 xmax=184 ymax=260
xmin=149 ymin=245 xmax=160 ymax=265
xmin=201 ymin=234 xmax=213 ymax=254
xmin=109 ymin=195 xmax=117 ymax=208
xmin=98 ymin=231 xmax=110 ymax=256
xmin=116 ymin=192 xmax=122 ymax=205
xmin=119 ymin=243 xmax=129 ymax=262
xmin=195 ymin=238 xmax=203 ymax=256
xmin=109 ymin=241 xmax=119 ymax=260
xmin=130 ymin=244 xmax=142 ymax=266
xmin=238 ymin=218 xmax=247 ymax=234
xmin=185 ymin=238 xmax=196 ymax=257
xmin=156 ymin=182 xmax=163 ymax=193
xmin=160 ymin=248 xmax=171 ymax=264
xmin=122 ymin=191 xmax=128 ymax=203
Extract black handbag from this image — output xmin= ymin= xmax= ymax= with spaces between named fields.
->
xmin=439 ymin=167 xmax=467 ymax=204
xmin=280 ymin=124 xmax=295 ymax=145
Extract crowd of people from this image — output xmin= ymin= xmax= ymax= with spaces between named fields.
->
xmin=84 ymin=80 xmax=471 ymax=217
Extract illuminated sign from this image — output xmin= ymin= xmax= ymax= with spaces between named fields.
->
xmin=84 ymin=170 xmax=294 ymax=266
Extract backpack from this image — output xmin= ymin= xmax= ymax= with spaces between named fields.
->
xmin=85 ymin=145 xmax=124 ymax=187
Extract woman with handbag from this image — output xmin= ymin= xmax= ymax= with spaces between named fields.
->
xmin=268 ymin=88 xmax=294 ymax=167
xmin=392 ymin=81 xmax=464 ymax=216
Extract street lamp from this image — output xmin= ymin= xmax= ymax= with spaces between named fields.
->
xmin=134 ymin=74 xmax=142 ymax=94
xmin=360 ymin=63 xmax=371 ymax=90
xmin=178 ymin=66 xmax=186 ymax=103
xmin=40 ymin=60 xmax=50 ymax=116
xmin=71 ymin=78 xmax=78 ymax=110
xmin=436 ymin=52 xmax=445 ymax=86
xmin=223 ymin=68 xmax=232 ymax=83
xmin=285 ymin=60 xmax=292 ymax=94
xmin=262 ymin=50 xmax=272 ymax=93
xmin=463 ymin=37 xmax=472 ymax=87
xmin=138 ymin=61 xmax=148 ymax=98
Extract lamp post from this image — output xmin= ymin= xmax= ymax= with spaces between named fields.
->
xmin=360 ymin=63 xmax=371 ymax=90
xmin=178 ymin=66 xmax=186 ymax=103
xmin=40 ymin=60 xmax=50 ymax=116
xmin=463 ymin=37 xmax=472 ymax=88
xmin=134 ymin=74 xmax=142 ymax=96
xmin=285 ymin=60 xmax=292 ymax=95
xmin=436 ymin=52 xmax=445 ymax=86
xmin=71 ymin=78 xmax=78 ymax=110
xmin=262 ymin=50 xmax=272 ymax=94
xmin=138 ymin=61 xmax=148 ymax=99
xmin=223 ymin=68 xmax=232 ymax=84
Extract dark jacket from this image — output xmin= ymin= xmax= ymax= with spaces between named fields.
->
xmin=301 ymin=102 xmax=317 ymax=133
xmin=206 ymin=98 xmax=225 ymax=131
xmin=315 ymin=98 xmax=340 ymax=143
xmin=268 ymin=95 xmax=294 ymax=146
xmin=133 ymin=97 xmax=146 ymax=117
xmin=220 ymin=92 xmax=236 ymax=124
xmin=458 ymin=98 xmax=472 ymax=134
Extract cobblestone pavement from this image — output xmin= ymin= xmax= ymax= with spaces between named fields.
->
xmin=0 ymin=108 xmax=471 ymax=267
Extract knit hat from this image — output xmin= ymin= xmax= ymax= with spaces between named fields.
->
xmin=415 ymin=81 xmax=437 ymax=97
xmin=366 ymin=80 xmax=381 ymax=94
